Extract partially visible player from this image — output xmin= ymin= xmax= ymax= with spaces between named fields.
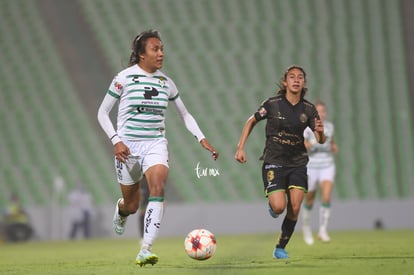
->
xmin=302 ymin=100 xmax=338 ymax=244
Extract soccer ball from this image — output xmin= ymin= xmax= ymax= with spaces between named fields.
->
xmin=184 ymin=228 xmax=216 ymax=260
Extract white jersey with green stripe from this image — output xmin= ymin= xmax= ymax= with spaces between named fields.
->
xmin=109 ymin=65 xmax=178 ymax=140
xmin=98 ymin=65 xmax=206 ymax=145
xmin=304 ymin=121 xmax=335 ymax=169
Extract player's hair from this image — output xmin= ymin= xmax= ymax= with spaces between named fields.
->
xmin=277 ymin=65 xmax=308 ymax=98
xmin=314 ymin=99 xmax=326 ymax=108
xmin=128 ymin=30 xmax=161 ymax=66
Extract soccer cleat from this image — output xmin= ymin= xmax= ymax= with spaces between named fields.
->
xmin=136 ymin=249 xmax=159 ymax=267
xmin=317 ymin=229 xmax=331 ymax=242
xmin=273 ymin=248 xmax=289 ymax=259
xmin=113 ymin=198 xmax=128 ymax=235
xmin=268 ymin=203 xmax=279 ymax=218
xmin=302 ymin=225 xmax=314 ymax=245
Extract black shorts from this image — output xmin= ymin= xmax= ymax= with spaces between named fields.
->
xmin=261 ymin=163 xmax=308 ymax=197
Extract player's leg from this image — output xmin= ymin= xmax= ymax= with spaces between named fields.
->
xmin=136 ymin=164 xmax=167 ymax=266
xmin=83 ymin=211 xmax=91 ymax=239
xmin=270 ymin=191 xmax=289 ymax=259
xmin=317 ymin=165 xmax=335 ymax=242
xmin=318 ymin=179 xmax=334 ymax=242
xmin=302 ymin=191 xmax=316 ymax=245
xmin=262 ymin=164 xmax=286 ymax=218
xmin=138 ymin=177 xmax=149 ymax=239
xmin=274 ymin=188 xmax=305 ymax=259
xmin=112 ymin=154 xmax=142 ymax=235
xmin=140 ymin=151 xmax=168 ymax=251
xmin=268 ymin=191 xmax=286 ymax=218
xmin=302 ymin=169 xmax=318 ymax=245
xmin=114 ymin=182 xmax=140 ymax=235
xmin=141 ymin=164 xmax=167 ymax=249
xmin=136 ymin=138 xmax=169 ymax=267
xmin=69 ymin=221 xmax=78 ymax=239
xmin=274 ymin=167 xmax=307 ymax=259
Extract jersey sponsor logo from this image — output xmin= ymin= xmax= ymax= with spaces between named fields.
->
xmin=275 ymin=111 xmax=285 ymax=120
xmin=137 ymin=106 xmax=164 ymax=115
xmin=144 ymin=87 xmax=159 ymax=99
xmin=264 ymin=164 xmax=281 ymax=169
xmin=272 ymin=135 xmax=302 ymax=146
xmin=145 ymin=208 xmax=153 ymax=233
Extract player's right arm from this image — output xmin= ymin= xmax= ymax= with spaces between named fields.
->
xmin=235 ymin=115 xmax=258 ymax=163
xmin=97 ymin=93 xmax=130 ymax=163
xmin=97 ymin=93 xmax=119 ymax=144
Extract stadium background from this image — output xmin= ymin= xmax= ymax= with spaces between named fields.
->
xmin=0 ymin=0 xmax=413 ymax=240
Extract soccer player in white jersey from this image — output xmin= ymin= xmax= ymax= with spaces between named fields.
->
xmin=302 ymin=100 xmax=338 ymax=245
xmin=97 ymin=30 xmax=219 ymax=266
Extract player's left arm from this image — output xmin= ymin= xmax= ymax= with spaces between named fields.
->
xmin=309 ymin=106 xmax=326 ymax=144
xmin=313 ymin=117 xmax=326 ymax=144
xmin=172 ymin=97 xmax=219 ymax=160
xmin=331 ymin=138 xmax=338 ymax=154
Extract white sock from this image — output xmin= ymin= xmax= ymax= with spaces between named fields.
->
xmin=141 ymin=200 xmax=164 ymax=251
xmin=302 ymin=206 xmax=312 ymax=227
xmin=319 ymin=206 xmax=331 ymax=232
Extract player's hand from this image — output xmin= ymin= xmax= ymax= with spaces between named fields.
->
xmin=314 ymin=118 xmax=326 ymax=143
xmin=331 ymin=142 xmax=339 ymax=154
xmin=211 ymin=151 xmax=219 ymax=161
xmin=114 ymin=141 xmax=130 ymax=163
xmin=235 ymin=149 xmax=247 ymax=163
xmin=200 ymin=138 xmax=219 ymax=161
xmin=314 ymin=118 xmax=324 ymax=134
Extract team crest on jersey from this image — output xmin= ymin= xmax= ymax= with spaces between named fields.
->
xmin=276 ymin=112 xmax=285 ymax=120
xmin=114 ymin=82 xmax=123 ymax=91
xmin=300 ymin=113 xmax=308 ymax=123
xmin=158 ymin=77 xmax=166 ymax=88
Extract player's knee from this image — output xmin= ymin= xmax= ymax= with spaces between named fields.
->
xmin=292 ymin=204 xmax=302 ymax=216
xmin=270 ymin=202 xmax=285 ymax=214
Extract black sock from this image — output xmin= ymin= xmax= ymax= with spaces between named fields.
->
xmin=276 ymin=217 xmax=297 ymax=249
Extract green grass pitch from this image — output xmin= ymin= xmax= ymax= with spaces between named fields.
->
xmin=0 ymin=230 xmax=413 ymax=275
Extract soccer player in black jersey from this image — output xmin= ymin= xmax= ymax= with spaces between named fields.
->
xmin=235 ymin=65 xmax=326 ymax=259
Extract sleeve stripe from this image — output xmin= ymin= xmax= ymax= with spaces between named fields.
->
xmin=108 ymin=90 xmax=120 ymax=99
xmin=169 ymin=93 xmax=179 ymax=101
